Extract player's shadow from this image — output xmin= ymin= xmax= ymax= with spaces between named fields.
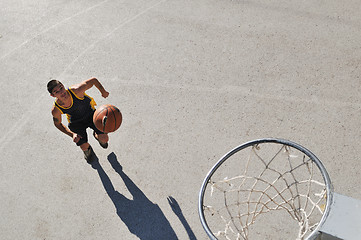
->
xmin=91 ymin=152 xmax=179 ymax=240
xmin=167 ymin=196 xmax=197 ymax=240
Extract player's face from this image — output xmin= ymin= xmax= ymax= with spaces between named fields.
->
xmin=51 ymin=84 xmax=67 ymax=98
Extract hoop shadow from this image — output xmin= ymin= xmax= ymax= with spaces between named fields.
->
xmin=91 ymin=152 xmax=178 ymax=240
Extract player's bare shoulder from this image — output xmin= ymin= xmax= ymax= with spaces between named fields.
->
xmin=69 ymin=82 xmax=85 ymax=98
xmin=51 ymin=104 xmax=62 ymax=124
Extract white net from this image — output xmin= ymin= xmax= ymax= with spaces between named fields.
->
xmin=201 ymin=142 xmax=328 ymax=240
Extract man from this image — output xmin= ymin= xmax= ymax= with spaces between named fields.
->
xmin=48 ymin=77 xmax=110 ymax=163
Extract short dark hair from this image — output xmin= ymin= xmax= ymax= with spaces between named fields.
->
xmin=47 ymin=80 xmax=62 ymax=94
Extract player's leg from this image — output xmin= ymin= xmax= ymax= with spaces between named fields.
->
xmin=69 ymin=122 xmax=95 ymax=162
xmin=92 ymin=131 xmax=108 ymax=148
xmin=80 ymin=143 xmax=95 ymax=163
xmin=94 ymin=132 xmax=108 ymax=146
xmin=80 ymin=142 xmax=90 ymax=151
xmin=90 ymin=118 xmax=109 ymax=148
xmin=77 ymin=136 xmax=95 ymax=163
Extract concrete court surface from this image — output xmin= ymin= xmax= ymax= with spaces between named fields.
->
xmin=1 ymin=0 xmax=361 ymax=239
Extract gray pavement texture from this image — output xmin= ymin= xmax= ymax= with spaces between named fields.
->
xmin=1 ymin=0 xmax=361 ymax=239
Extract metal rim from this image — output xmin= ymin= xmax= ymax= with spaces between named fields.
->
xmin=198 ymin=138 xmax=334 ymax=240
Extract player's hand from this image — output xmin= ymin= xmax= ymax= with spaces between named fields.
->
xmin=102 ymin=90 xmax=109 ymax=98
xmin=73 ymin=133 xmax=82 ymax=143
xmin=167 ymin=196 xmax=182 ymax=214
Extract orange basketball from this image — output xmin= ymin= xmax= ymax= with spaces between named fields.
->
xmin=93 ymin=104 xmax=122 ymax=133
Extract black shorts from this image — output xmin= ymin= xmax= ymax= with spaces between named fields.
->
xmin=68 ymin=113 xmax=104 ymax=146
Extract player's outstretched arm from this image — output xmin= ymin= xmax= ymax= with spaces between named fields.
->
xmin=73 ymin=77 xmax=109 ymax=98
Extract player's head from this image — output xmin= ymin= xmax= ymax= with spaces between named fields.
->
xmin=47 ymin=80 xmax=65 ymax=97
xmin=47 ymin=80 xmax=62 ymax=93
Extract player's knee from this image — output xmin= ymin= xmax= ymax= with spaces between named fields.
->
xmin=98 ymin=134 xmax=108 ymax=143
xmin=80 ymin=142 xmax=90 ymax=151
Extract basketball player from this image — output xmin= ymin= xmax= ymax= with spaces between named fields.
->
xmin=48 ymin=77 xmax=109 ymax=163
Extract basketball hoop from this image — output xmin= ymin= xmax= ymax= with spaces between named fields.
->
xmin=199 ymin=138 xmax=333 ymax=240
